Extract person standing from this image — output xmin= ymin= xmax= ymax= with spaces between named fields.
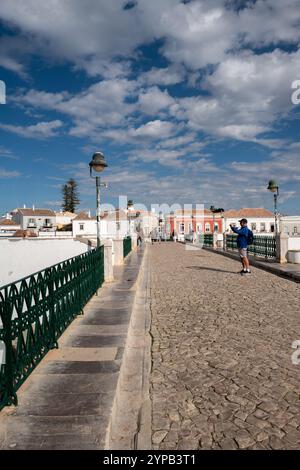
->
xmin=230 ymin=218 xmax=253 ymax=275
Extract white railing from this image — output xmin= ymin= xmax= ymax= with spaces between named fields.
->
xmin=38 ymin=231 xmax=73 ymax=238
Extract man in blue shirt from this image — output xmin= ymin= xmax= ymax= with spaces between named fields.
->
xmin=230 ymin=218 xmax=251 ymax=275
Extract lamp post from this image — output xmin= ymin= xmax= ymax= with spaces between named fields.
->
xmin=89 ymin=151 xmax=108 ymax=248
xmin=210 ymin=205 xmax=224 ymax=232
xmin=127 ymin=199 xmax=134 ymax=236
xmin=267 ymin=180 xmax=279 ymax=235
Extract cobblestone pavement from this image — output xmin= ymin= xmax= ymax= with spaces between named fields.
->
xmin=149 ymin=244 xmax=300 ymax=450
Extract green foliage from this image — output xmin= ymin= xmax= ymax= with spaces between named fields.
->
xmin=61 ymin=178 xmax=80 ymax=213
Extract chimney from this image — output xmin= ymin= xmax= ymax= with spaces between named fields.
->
xmin=32 ymin=204 xmax=35 ymax=211
xmin=88 ymin=210 xmax=91 ymax=218
xmin=23 ymin=204 xmax=26 ymax=209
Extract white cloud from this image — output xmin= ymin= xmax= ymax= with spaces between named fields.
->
xmin=129 ymin=120 xmax=175 ymax=139
xmin=0 ymin=168 xmax=20 ymax=178
xmin=174 ymin=48 xmax=300 ymax=143
xmin=0 ymin=120 xmax=63 ymax=139
xmin=138 ymin=86 xmax=174 ymax=115
xmin=139 ymin=65 xmax=185 ymax=86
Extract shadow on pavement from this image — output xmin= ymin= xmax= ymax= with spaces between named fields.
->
xmin=186 ymin=266 xmax=238 ymax=274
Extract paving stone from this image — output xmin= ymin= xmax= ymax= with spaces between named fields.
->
xmin=152 ymin=430 xmax=168 ymax=445
xmin=148 ymin=244 xmax=300 ymax=450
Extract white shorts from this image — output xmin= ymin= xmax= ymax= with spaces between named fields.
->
xmin=239 ymin=248 xmax=248 ymax=258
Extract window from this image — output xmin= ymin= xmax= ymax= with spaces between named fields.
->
xmin=116 ymin=222 xmax=120 ymax=231
xmin=294 ymin=226 xmax=298 ymax=235
xmin=251 ymin=223 xmax=257 ymax=231
xmin=271 ymin=224 xmax=275 ymax=233
xmin=260 ymin=222 xmax=266 ymax=232
xmin=29 ymin=218 xmax=34 ymax=224
xmin=180 ymin=223 xmax=185 ymax=233
xmin=79 ymin=224 xmax=84 ymax=231
xmin=205 ymin=223 xmax=210 ymax=233
xmin=214 ymin=223 xmax=218 ymax=232
xmin=197 ymin=223 xmax=202 ymax=233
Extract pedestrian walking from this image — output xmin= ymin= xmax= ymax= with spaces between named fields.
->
xmin=230 ymin=218 xmax=253 ymax=275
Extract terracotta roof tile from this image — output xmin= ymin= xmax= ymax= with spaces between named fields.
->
xmin=74 ymin=212 xmax=96 ymax=221
xmin=15 ymin=208 xmax=56 ymax=216
xmin=224 ymin=208 xmax=274 ymax=218
xmin=0 ymin=219 xmax=20 ymax=226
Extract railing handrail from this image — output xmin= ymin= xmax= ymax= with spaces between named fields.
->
xmin=0 ymin=248 xmax=98 ymax=291
xmin=0 ymin=246 xmax=105 ymax=410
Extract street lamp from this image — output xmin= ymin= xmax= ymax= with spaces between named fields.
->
xmin=127 ymin=199 xmax=134 ymax=236
xmin=267 ymin=180 xmax=279 ymax=235
xmin=89 ymin=151 xmax=108 ymax=248
xmin=210 ymin=205 xmax=224 ymax=232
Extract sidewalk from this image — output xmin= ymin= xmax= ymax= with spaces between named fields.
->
xmin=0 ymin=246 xmax=146 ymax=450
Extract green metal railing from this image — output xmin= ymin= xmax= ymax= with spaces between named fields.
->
xmin=123 ymin=236 xmax=132 ymax=258
xmin=225 ymin=234 xmax=276 ymax=259
xmin=200 ymin=233 xmax=213 ymax=247
xmin=0 ymin=247 xmax=104 ymax=410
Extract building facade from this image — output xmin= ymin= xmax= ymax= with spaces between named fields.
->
xmin=55 ymin=211 xmax=77 ymax=230
xmin=223 ymin=208 xmax=275 ymax=234
xmin=165 ymin=209 xmax=223 ymax=241
xmin=0 ymin=218 xmax=21 ymax=237
xmin=11 ymin=208 xmax=56 ymax=233
xmin=280 ymin=216 xmax=300 ymax=236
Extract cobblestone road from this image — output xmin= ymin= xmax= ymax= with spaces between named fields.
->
xmin=149 ymin=244 xmax=300 ymax=450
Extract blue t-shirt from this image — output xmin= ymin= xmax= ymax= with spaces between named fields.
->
xmin=231 ymin=226 xmax=249 ymax=249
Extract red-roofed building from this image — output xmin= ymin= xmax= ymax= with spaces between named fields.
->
xmin=0 ymin=217 xmax=21 ymax=237
xmin=165 ymin=208 xmax=223 ymax=241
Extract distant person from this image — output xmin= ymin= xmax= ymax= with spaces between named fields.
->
xmin=151 ymin=230 xmax=156 ymax=245
xmin=230 ymin=219 xmax=253 ymax=275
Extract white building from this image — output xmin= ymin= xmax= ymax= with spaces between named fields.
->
xmin=131 ymin=209 xmax=159 ymax=238
xmin=280 ymin=216 xmax=300 ymax=236
xmin=0 ymin=218 xmax=21 ymax=237
xmin=223 ymin=208 xmax=275 ymax=234
xmin=55 ymin=211 xmax=77 ymax=230
xmin=72 ymin=212 xmax=99 ymax=238
xmin=72 ymin=210 xmax=130 ymax=239
xmin=11 ymin=207 xmax=56 ymax=233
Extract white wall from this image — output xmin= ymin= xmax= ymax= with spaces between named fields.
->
xmin=0 ymin=238 xmax=92 ymax=287
xmin=288 ymin=237 xmax=300 ymax=251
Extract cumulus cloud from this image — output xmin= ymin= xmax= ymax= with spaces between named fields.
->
xmin=129 ymin=120 xmax=175 ymax=139
xmin=0 ymin=120 xmax=63 ymax=139
xmin=138 ymin=86 xmax=174 ymax=115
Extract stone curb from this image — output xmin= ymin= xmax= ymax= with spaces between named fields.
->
xmin=105 ymin=244 xmax=152 ymax=450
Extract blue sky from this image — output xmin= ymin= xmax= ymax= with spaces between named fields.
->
xmin=0 ymin=0 xmax=300 ymax=215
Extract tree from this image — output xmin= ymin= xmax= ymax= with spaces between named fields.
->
xmin=61 ymin=178 xmax=80 ymax=213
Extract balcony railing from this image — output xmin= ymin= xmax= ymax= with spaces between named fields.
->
xmin=0 ymin=246 xmax=104 ymax=410
xmin=123 ymin=236 xmax=132 ymax=258
xmin=200 ymin=233 xmax=213 ymax=247
xmin=225 ymin=234 xmax=276 ymax=259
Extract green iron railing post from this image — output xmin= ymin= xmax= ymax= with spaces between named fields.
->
xmin=123 ymin=236 xmax=132 ymax=258
xmin=1 ymin=297 xmax=17 ymax=407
